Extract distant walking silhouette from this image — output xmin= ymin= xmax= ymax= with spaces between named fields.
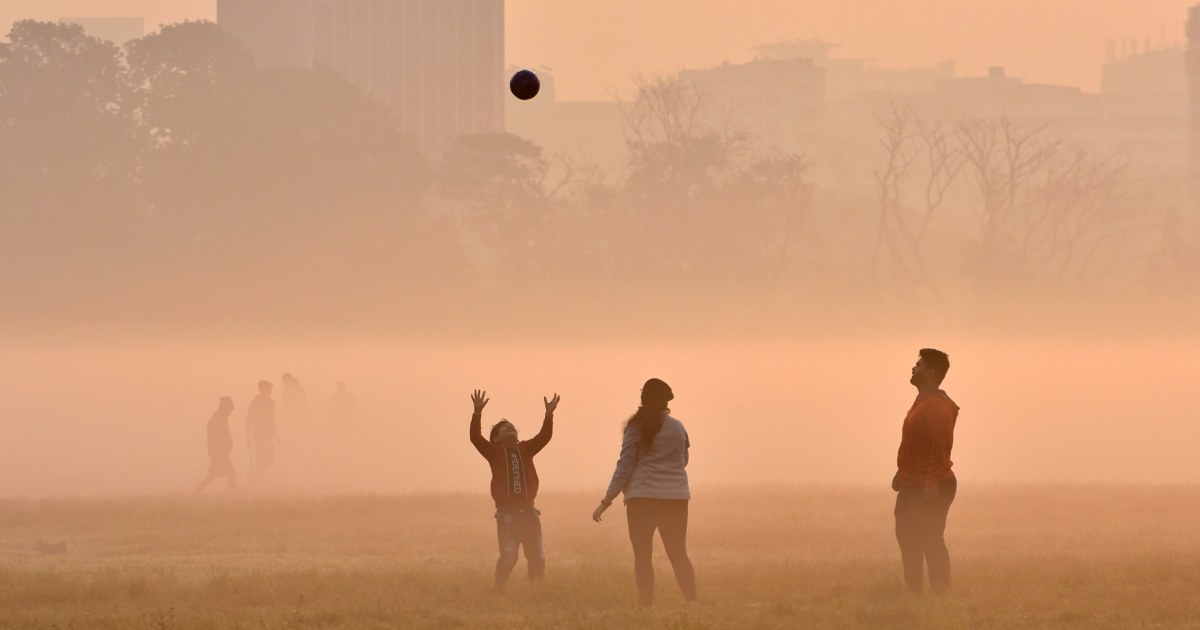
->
xmin=327 ymin=381 xmax=359 ymax=434
xmin=593 ymin=378 xmax=697 ymax=607
xmin=892 ymin=348 xmax=959 ymax=594
xmin=245 ymin=380 xmax=279 ymax=484
xmin=195 ymin=396 xmax=237 ymax=493
xmin=279 ymin=373 xmax=312 ymax=438
xmin=469 ymin=389 xmax=558 ymax=587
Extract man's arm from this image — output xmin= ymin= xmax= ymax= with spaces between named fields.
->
xmin=469 ymin=390 xmax=491 ymax=457
xmin=523 ymin=394 xmax=559 ymax=455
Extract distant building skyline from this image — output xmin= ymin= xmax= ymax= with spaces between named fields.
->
xmin=1102 ymin=48 xmax=1190 ymax=182
xmin=1188 ymin=4 xmax=1200 ymax=182
xmin=679 ymin=58 xmax=825 ymax=152
xmin=218 ymin=0 xmax=504 ymax=161
xmin=3 ymin=0 xmax=1197 ymax=100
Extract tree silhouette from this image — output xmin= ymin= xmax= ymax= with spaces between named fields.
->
xmin=870 ymin=102 xmax=961 ymax=312
xmin=957 ymin=117 xmax=1139 ymax=290
xmin=0 ymin=20 xmax=141 ymax=317
xmin=124 ymin=22 xmax=435 ymax=314
xmin=438 ymin=132 xmax=584 ymax=281
xmin=0 ymin=21 xmax=135 ymax=239
xmin=613 ymin=74 xmax=749 ymax=280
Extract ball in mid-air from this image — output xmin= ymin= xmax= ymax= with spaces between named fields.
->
xmin=509 ymin=69 xmax=540 ymax=100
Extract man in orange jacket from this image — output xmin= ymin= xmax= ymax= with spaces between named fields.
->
xmin=892 ymin=348 xmax=959 ymax=594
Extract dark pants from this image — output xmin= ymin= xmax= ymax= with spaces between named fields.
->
xmin=626 ymin=498 xmax=698 ymax=605
xmin=894 ymin=476 xmax=957 ymax=594
xmin=495 ymin=507 xmax=544 ymax=585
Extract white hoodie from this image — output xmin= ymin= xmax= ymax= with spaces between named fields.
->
xmin=604 ymin=415 xmax=691 ymax=503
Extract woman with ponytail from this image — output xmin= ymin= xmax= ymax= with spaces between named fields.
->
xmin=593 ymin=378 xmax=697 ymax=606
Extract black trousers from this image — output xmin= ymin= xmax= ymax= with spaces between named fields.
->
xmin=626 ymin=498 xmax=698 ymax=605
xmin=894 ymin=476 xmax=957 ymax=593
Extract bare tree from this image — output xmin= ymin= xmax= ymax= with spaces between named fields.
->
xmin=956 ymin=117 xmax=1061 ymax=285
xmin=610 ymin=74 xmax=750 ymax=279
xmin=956 ymin=117 xmax=1139 ymax=289
xmin=1147 ymin=209 xmax=1200 ymax=291
xmin=619 ymin=74 xmax=747 ymax=201
xmin=871 ymin=101 xmax=919 ymax=288
xmin=1018 ymin=147 xmax=1131 ymax=285
xmin=871 ymin=102 xmax=961 ymax=308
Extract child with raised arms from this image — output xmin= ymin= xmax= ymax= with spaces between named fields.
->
xmin=469 ymin=389 xmax=559 ymax=587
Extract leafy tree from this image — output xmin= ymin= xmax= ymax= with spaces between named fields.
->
xmin=0 ymin=20 xmax=134 ymax=240
xmin=0 ymin=20 xmax=143 ymax=316
xmin=125 ymin=22 xmax=436 ymax=303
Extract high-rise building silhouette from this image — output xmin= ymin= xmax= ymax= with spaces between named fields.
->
xmin=1101 ymin=48 xmax=1189 ymax=182
xmin=215 ymin=0 xmax=311 ymax=68
xmin=217 ymin=0 xmax=504 ymax=161
xmin=1188 ymin=4 xmax=1200 ymax=183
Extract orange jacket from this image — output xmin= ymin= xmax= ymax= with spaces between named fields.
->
xmin=896 ymin=390 xmax=959 ymax=488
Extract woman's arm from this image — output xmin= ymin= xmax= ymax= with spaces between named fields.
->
xmin=594 ymin=426 xmax=641 ymax=522
xmin=602 ymin=426 xmax=640 ymax=504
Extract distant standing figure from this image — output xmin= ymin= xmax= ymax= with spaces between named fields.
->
xmin=195 ymin=396 xmax=236 ymax=492
xmin=593 ymin=378 xmax=697 ymax=607
xmin=280 ymin=373 xmax=312 ymax=437
xmin=892 ymin=348 xmax=959 ymax=594
xmin=469 ymin=389 xmax=558 ymax=587
xmin=327 ymin=381 xmax=359 ymax=432
xmin=245 ymin=380 xmax=279 ymax=483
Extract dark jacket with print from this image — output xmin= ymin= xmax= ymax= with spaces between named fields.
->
xmin=470 ymin=412 xmax=553 ymax=510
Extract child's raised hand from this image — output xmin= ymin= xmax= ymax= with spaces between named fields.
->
xmin=471 ymin=389 xmax=489 ymax=413
xmin=544 ymin=393 xmax=560 ymax=414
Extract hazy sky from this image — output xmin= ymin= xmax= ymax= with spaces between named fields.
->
xmin=2 ymin=0 xmax=1194 ymax=100
xmin=1 ymin=0 xmax=1196 ymax=499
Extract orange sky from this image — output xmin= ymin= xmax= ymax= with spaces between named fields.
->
xmin=2 ymin=1 xmax=1194 ymax=99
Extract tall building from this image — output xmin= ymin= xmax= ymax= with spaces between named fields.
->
xmin=752 ymin=39 xmax=953 ymax=101
xmin=1189 ymin=4 xmax=1200 ymax=183
xmin=679 ymin=58 xmax=826 ymax=153
xmin=215 ymin=0 xmax=312 ymax=68
xmin=217 ymin=0 xmax=505 ymax=161
xmin=504 ymin=67 xmax=627 ymax=173
xmin=59 ymin=17 xmax=144 ymax=46
xmin=1101 ymin=48 xmax=1189 ymax=181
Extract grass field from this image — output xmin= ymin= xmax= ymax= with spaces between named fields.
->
xmin=2 ymin=486 xmax=1199 ymax=629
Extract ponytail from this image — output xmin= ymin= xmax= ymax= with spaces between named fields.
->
xmin=624 ymin=404 xmax=667 ymax=451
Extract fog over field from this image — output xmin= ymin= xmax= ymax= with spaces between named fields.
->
xmin=0 ymin=330 xmax=1195 ymax=497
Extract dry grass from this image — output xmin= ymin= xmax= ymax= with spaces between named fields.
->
xmin=2 ymin=486 xmax=1199 ymax=629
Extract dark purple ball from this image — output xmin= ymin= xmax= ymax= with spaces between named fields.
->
xmin=509 ymin=69 xmax=540 ymax=100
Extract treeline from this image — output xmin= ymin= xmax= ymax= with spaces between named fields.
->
xmin=1 ymin=20 xmax=1194 ymax=329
